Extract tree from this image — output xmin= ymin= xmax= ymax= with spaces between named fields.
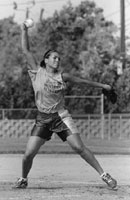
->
xmin=0 ymin=1 xmax=128 ymax=114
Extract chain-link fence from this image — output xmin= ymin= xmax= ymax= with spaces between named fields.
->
xmin=0 ymin=109 xmax=130 ymax=139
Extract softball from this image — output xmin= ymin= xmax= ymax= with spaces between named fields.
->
xmin=24 ymin=18 xmax=34 ymax=28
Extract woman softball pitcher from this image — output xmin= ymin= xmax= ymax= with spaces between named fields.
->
xmin=15 ymin=19 xmax=117 ymax=190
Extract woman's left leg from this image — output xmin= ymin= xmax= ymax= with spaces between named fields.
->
xmin=57 ymin=110 xmax=117 ymax=190
xmin=66 ymin=133 xmax=104 ymax=175
xmin=66 ymin=133 xmax=117 ymax=190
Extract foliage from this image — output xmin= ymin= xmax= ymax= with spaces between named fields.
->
xmin=0 ymin=1 xmax=129 ymax=114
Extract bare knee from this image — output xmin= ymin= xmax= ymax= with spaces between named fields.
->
xmin=67 ymin=134 xmax=85 ymax=154
xmin=71 ymin=143 xmax=84 ymax=154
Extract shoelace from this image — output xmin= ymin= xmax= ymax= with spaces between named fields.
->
xmin=103 ymin=174 xmax=112 ymax=182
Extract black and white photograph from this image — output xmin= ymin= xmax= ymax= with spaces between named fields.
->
xmin=0 ymin=0 xmax=129 ymax=199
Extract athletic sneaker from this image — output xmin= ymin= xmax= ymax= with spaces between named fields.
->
xmin=15 ymin=177 xmax=28 ymax=188
xmin=101 ymin=172 xmax=117 ymax=190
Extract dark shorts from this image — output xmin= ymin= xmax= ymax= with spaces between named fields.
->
xmin=31 ymin=110 xmax=78 ymax=142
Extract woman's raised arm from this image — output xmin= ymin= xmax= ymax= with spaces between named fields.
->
xmin=21 ymin=23 xmax=37 ymax=70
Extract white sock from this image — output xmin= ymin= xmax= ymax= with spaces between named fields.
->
xmin=20 ymin=177 xmax=27 ymax=181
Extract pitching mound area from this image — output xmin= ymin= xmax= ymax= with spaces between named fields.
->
xmin=0 ymin=179 xmax=129 ymax=200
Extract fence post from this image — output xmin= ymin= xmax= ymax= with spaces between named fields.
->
xmin=108 ymin=113 xmax=111 ymax=140
xmin=101 ymin=94 xmax=104 ymax=139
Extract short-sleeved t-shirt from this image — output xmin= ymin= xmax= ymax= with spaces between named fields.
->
xmin=28 ymin=67 xmax=66 ymax=113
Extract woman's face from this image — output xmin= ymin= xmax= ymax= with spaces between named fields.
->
xmin=45 ymin=52 xmax=60 ymax=70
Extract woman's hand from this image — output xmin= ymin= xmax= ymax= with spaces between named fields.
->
xmin=103 ymin=84 xmax=112 ymax=91
xmin=102 ymin=85 xmax=117 ymax=104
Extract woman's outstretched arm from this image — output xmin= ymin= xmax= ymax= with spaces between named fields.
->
xmin=62 ymin=72 xmax=111 ymax=90
xmin=21 ymin=23 xmax=37 ymax=70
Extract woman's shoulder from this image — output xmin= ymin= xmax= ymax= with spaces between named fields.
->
xmin=28 ymin=66 xmax=45 ymax=80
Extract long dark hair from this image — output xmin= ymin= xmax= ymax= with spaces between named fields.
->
xmin=40 ymin=49 xmax=58 ymax=68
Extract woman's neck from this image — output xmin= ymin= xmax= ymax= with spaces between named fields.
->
xmin=46 ymin=66 xmax=58 ymax=74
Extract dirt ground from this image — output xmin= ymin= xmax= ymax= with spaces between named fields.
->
xmin=0 ymin=154 xmax=130 ymax=200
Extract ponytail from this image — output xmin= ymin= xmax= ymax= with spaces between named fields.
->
xmin=40 ymin=60 xmax=46 ymax=68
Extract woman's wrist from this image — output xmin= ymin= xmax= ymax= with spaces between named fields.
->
xmin=22 ymin=23 xmax=28 ymax=31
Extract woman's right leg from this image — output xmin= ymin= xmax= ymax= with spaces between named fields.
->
xmin=16 ymin=112 xmax=53 ymax=188
xmin=16 ymin=135 xmax=46 ymax=188
xmin=22 ymin=135 xmax=46 ymax=178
